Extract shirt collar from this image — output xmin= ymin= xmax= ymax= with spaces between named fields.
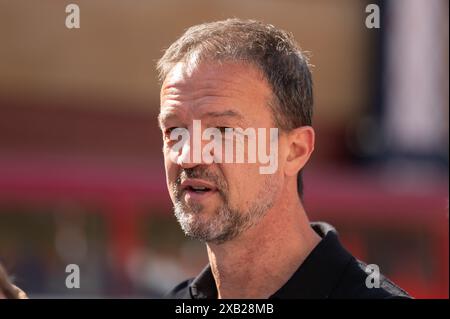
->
xmin=189 ymin=222 xmax=353 ymax=299
xmin=189 ymin=264 xmax=217 ymax=299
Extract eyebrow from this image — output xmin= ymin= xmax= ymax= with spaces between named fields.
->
xmin=158 ymin=109 xmax=244 ymax=128
xmin=158 ymin=112 xmax=177 ymax=128
xmin=202 ymin=110 xmax=244 ymax=119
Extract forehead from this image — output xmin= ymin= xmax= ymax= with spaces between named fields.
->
xmin=159 ymin=61 xmax=273 ymax=123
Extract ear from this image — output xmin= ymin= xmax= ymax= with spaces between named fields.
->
xmin=284 ymin=126 xmax=315 ymax=177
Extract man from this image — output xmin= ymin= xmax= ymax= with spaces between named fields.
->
xmin=157 ymin=18 xmax=410 ymax=299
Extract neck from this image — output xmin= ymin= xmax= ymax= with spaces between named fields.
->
xmin=206 ymin=188 xmax=321 ymax=299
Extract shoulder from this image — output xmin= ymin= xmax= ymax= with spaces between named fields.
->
xmin=164 ymin=278 xmax=194 ymax=299
xmin=332 ymin=258 xmax=412 ymax=299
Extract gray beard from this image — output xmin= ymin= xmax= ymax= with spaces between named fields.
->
xmin=172 ymin=177 xmax=277 ymax=245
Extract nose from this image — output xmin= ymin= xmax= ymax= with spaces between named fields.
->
xmin=177 ymin=139 xmax=199 ymax=169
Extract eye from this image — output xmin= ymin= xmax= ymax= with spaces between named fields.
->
xmin=163 ymin=127 xmax=178 ymax=141
xmin=164 ymin=127 xmax=179 ymax=135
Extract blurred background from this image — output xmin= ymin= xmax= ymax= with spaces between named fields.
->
xmin=0 ymin=0 xmax=448 ymax=298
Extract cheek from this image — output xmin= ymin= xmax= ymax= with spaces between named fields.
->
xmin=276 ymin=136 xmax=289 ymax=174
xmin=222 ymin=163 xmax=265 ymax=198
xmin=164 ymin=155 xmax=177 ymax=184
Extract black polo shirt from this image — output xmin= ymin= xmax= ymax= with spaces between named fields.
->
xmin=166 ymin=222 xmax=411 ymax=299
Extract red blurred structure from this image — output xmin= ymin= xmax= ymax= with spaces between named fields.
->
xmin=0 ymin=155 xmax=447 ymax=298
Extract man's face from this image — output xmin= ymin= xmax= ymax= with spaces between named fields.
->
xmin=159 ymin=61 xmax=283 ymax=244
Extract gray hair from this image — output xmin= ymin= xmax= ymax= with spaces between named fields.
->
xmin=157 ymin=18 xmax=314 ymax=198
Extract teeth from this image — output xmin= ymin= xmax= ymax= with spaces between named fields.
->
xmin=192 ymin=186 xmax=207 ymax=191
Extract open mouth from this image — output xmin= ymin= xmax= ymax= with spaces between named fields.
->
xmin=186 ymin=185 xmax=212 ymax=193
xmin=180 ymin=179 xmax=218 ymax=201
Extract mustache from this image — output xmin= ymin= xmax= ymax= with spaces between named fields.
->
xmin=175 ymin=167 xmax=228 ymax=193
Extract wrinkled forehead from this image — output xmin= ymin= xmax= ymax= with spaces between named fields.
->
xmin=161 ymin=61 xmax=269 ymax=97
xmin=160 ymin=61 xmax=273 ymax=116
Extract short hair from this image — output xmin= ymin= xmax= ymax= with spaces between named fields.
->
xmin=157 ymin=18 xmax=313 ymax=199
